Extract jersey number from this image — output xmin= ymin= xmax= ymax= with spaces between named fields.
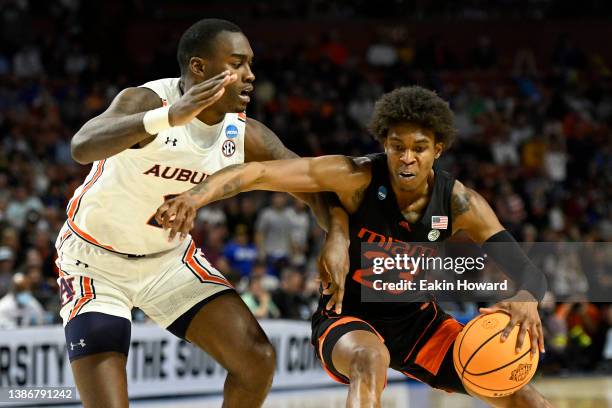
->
xmin=147 ymin=194 xmax=179 ymax=228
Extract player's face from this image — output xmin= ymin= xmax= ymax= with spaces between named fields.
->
xmin=205 ymin=31 xmax=255 ymax=113
xmin=383 ymin=123 xmax=443 ymax=192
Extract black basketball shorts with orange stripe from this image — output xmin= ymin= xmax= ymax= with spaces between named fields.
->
xmin=311 ymin=298 xmax=468 ymax=394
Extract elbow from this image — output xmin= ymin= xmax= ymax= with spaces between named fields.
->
xmin=70 ymin=136 xmax=92 ymax=165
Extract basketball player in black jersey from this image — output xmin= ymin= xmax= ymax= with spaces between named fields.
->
xmin=157 ymin=86 xmax=552 ymax=407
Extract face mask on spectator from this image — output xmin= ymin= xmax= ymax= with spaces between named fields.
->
xmin=16 ymin=292 xmax=33 ymax=306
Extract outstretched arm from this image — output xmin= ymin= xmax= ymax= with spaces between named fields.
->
xmin=451 ymin=180 xmax=547 ymax=357
xmin=154 ymin=155 xmax=364 ymax=234
xmin=155 ymin=153 xmax=370 ymax=315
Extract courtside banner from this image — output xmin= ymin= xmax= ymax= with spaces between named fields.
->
xmin=0 ymin=320 xmax=403 ymax=404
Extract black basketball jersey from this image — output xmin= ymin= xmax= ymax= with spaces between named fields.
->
xmin=334 ymin=152 xmax=456 ymax=318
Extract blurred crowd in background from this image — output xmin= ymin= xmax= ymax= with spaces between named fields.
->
xmin=0 ymin=0 xmax=610 ymax=375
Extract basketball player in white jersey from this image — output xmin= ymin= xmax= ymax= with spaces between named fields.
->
xmin=56 ymin=19 xmax=349 ymax=408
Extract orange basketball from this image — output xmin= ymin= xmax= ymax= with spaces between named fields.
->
xmin=452 ymin=312 xmax=539 ymax=398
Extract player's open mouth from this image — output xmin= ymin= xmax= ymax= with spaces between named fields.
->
xmin=239 ymin=86 xmax=253 ymax=103
xmin=398 ymin=171 xmax=415 ymax=180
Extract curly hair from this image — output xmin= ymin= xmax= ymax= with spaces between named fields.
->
xmin=368 ymin=86 xmax=456 ymax=148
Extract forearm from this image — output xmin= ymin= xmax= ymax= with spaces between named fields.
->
xmin=483 ymin=230 xmax=547 ymax=301
xmin=188 ymin=162 xmax=263 ymax=207
xmin=187 ymin=157 xmax=340 ymax=209
xmin=71 ymin=113 xmax=152 ymax=164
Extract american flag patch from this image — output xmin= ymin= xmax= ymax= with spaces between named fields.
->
xmin=431 ymin=216 xmax=448 ymax=230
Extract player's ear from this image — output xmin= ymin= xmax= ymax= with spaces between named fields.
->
xmin=434 ymin=142 xmax=444 ymax=159
xmin=189 ymin=57 xmax=206 ymax=77
xmin=382 ymin=137 xmax=389 ymax=153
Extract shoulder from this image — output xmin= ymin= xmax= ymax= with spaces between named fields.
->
xmin=330 ymin=156 xmax=374 ymax=213
xmin=105 ymin=87 xmax=162 ymax=116
xmin=451 ymin=180 xmax=504 ymax=242
xmin=244 ymin=117 xmax=294 ymax=161
xmin=450 ymin=180 xmax=473 ymax=218
xmin=245 ymin=117 xmax=265 ymax=135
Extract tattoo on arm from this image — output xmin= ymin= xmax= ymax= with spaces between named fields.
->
xmin=221 ymin=178 xmax=242 ymax=199
xmin=451 ymin=189 xmax=472 ymax=218
xmin=350 ymin=185 xmax=367 ymax=209
xmin=188 ymin=164 xmax=246 ymax=199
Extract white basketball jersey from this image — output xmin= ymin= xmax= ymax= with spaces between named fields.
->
xmin=57 ymin=77 xmax=246 ymax=255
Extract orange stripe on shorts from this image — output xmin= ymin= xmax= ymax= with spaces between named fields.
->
xmin=185 ymin=241 xmax=233 ymax=287
xmin=68 ymin=277 xmax=95 ymax=321
xmin=414 ymin=318 xmax=463 ymax=376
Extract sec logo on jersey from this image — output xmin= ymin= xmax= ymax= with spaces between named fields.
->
xmin=222 ymin=139 xmax=236 ymax=157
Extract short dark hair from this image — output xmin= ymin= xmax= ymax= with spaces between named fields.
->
xmin=177 ymin=18 xmax=242 ymax=75
xmin=368 ymin=86 xmax=456 ymax=148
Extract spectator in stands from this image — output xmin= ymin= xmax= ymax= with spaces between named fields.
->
xmin=241 ymin=275 xmax=280 ymax=319
xmin=255 ymin=193 xmax=293 ymax=275
xmin=5 ymin=186 xmax=43 ymax=230
xmin=540 ymin=292 xmax=569 ymax=373
xmin=0 ymin=272 xmax=45 ymax=328
xmin=566 ymin=301 xmax=605 ymax=370
xmin=223 ymin=224 xmax=258 ymax=279
xmin=470 ymin=36 xmax=498 ymax=70
xmin=272 ymin=267 xmax=310 ymax=320
xmin=286 ymin=199 xmax=311 ymax=267
xmin=0 ymin=246 xmax=15 ymax=298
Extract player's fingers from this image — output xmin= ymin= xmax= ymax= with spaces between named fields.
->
xmin=161 ymin=203 xmax=177 ymax=230
xmin=191 ymin=71 xmax=230 ymax=91
xmin=501 ymin=318 xmax=517 ymax=342
xmin=194 ymin=87 xmax=226 ymax=107
xmin=155 ymin=203 xmax=169 ymax=225
xmin=180 ymin=219 xmax=195 ymax=241
xmin=334 ymin=284 xmax=345 ymax=314
xmin=318 ymin=257 xmax=331 ymax=288
xmin=326 ymin=295 xmax=335 ymax=311
xmin=479 ymin=307 xmax=502 ymax=315
xmin=192 ymin=79 xmax=226 ymax=99
xmin=537 ymin=322 xmax=545 ymax=353
xmin=175 ymin=210 xmax=191 ymax=241
xmin=515 ymin=322 xmax=528 ymax=353
xmin=179 ymin=209 xmax=195 ymax=240
xmin=323 ymin=278 xmax=335 ymax=298
xmin=188 ymin=79 xmax=227 ymax=101
xmin=530 ymin=325 xmax=539 ymax=357
xmin=168 ymin=204 xmax=187 ymax=241
xmin=192 ymin=73 xmax=236 ymax=99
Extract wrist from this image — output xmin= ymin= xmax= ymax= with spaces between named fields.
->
xmin=143 ymin=106 xmax=172 ymax=135
xmin=514 ymin=289 xmax=538 ymax=303
xmin=327 ymin=227 xmax=350 ymax=247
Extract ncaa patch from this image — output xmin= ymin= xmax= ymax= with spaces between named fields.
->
xmin=377 ymin=186 xmax=387 ymax=200
xmin=225 ymin=124 xmax=239 ymax=139
xmin=222 ymin=139 xmax=236 ymax=157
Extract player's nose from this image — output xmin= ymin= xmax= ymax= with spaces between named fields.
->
xmin=244 ymin=65 xmax=255 ymax=83
xmin=400 ymin=149 xmax=415 ymax=164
